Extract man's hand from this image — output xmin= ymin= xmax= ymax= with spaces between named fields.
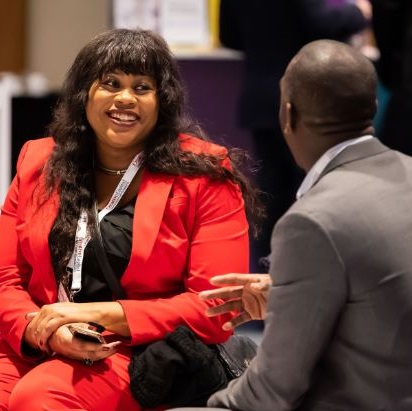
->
xmin=199 ymin=273 xmax=272 ymax=330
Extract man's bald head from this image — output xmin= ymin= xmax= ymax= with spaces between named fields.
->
xmin=282 ymin=40 xmax=377 ymax=135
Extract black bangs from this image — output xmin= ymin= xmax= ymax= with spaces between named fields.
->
xmin=92 ymin=29 xmax=172 ymax=83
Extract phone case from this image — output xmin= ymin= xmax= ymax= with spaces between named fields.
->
xmin=68 ymin=325 xmax=106 ymax=344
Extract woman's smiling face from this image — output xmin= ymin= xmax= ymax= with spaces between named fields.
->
xmin=86 ymin=71 xmax=159 ymax=152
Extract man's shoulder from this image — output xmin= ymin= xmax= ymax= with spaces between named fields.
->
xmin=284 ymin=148 xmax=412 ymax=228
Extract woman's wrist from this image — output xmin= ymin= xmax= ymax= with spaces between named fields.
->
xmin=21 ymin=339 xmax=48 ymax=360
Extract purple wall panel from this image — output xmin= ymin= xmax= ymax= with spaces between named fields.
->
xmin=177 ymin=59 xmax=254 ymax=155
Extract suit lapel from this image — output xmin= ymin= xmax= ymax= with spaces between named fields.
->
xmin=26 ymin=188 xmax=60 ymax=303
xmin=131 ymin=169 xmax=175 ymax=264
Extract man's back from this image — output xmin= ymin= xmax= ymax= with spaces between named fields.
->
xmin=283 ymin=139 xmax=412 ymax=409
xmin=206 ymin=139 xmax=412 ymax=411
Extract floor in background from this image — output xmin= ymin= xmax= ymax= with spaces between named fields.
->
xmin=235 ymin=321 xmax=264 ymax=345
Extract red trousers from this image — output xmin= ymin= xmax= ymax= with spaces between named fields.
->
xmin=0 ymin=338 xmax=164 ymax=411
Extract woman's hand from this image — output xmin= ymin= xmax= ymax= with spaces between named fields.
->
xmin=25 ymin=301 xmax=128 ymax=349
xmin=48 ymin=323 xmax=121 ymax=363
xmin=25 ymin=302 xmax=96 ymax=349
xmin=199 ymin=273 xmax=272 ymax=330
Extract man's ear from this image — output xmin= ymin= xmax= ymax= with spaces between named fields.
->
xmin=288 ymin=102 xmax=298 ymax=130
xmin=283 ymin=102 xmax=295 ymax=134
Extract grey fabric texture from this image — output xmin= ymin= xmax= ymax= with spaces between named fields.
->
xmin=209 ymin=139 xmax=412 ymax=410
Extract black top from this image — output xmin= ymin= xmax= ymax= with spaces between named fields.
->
xmin=73 ymin=200 xmax=134 ymax=303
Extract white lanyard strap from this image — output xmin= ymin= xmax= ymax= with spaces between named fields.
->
xmin=65 ymin=151 xmax=144 ymax=296
xmin=68 ymin=210 xmax=91 ymax=291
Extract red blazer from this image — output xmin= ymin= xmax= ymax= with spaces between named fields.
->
xmin=0 ymin=135 xmax=249 ymax=358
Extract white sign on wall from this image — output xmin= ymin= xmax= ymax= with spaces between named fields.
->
xmin=112 ymin=0 xmax=210 ymax=48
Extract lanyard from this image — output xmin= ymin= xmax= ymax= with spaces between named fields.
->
xmin=59 ymin=151 xmax=144 ymax=301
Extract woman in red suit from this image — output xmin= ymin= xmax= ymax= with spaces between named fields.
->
xmin=0 ymin=29 xmax=256 ymax=410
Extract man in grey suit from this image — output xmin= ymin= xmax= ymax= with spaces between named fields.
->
xmin=169 ymin=39 xmax=412 ymax=410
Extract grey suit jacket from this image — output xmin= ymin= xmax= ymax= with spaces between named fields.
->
xmin=209 ymin=138 xmax=412 ymax=411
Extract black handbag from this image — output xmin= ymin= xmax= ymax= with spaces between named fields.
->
xmin=92 ymin=211 xmax=257 ymax=407
xmin=212 ymin=333 xmax=257 ymax=380
xmin=128 ymin=326 xmax=257 ymax=409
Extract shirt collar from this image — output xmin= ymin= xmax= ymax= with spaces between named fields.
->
xmin=296 ymin=135 xmax=374 ymax=199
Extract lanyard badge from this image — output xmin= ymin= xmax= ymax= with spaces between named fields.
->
xmin=58 ymin=151 xmax=145 ymax=302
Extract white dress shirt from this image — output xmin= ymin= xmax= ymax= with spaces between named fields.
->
xmin=296 ymin=135 xmax=374 ymax=199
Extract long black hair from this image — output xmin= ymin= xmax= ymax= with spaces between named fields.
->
xmin=44 ymin=28 xmax=263 ymax=281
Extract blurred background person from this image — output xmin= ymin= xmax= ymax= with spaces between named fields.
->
xmin=372 ymin=0 xmax=412 ymax=155
xmin=219 ymin=0 xmax=372 ymax=272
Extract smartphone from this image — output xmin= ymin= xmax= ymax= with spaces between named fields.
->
xmin=68 ymin=324 xmax=106 ymax=344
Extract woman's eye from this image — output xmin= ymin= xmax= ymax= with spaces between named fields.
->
xmin=101 ymin=78 xmax=118 ymax=89
xmin=135 ymin=83 xmax=152 ymax=92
